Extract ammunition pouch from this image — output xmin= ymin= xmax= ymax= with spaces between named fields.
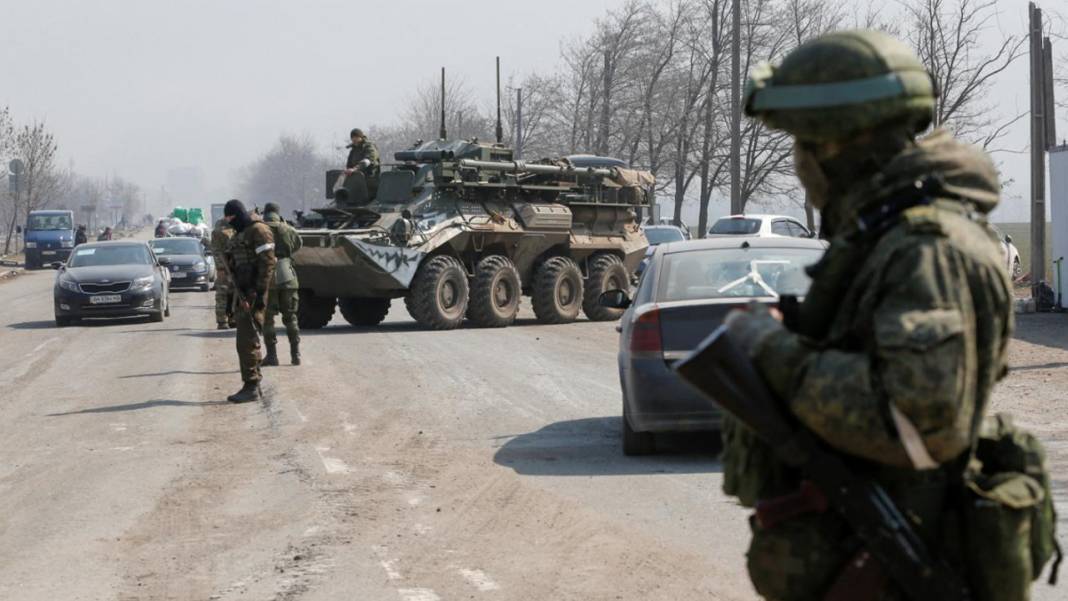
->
xmin=233 ymin=263 xmax=257 ymax=292
xmin=954 ymin=413 xmax=1061 ymax=600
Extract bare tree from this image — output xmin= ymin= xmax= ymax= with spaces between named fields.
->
xmin=0 ymin=107 xmax=15 ymax=253
xmin=242 ymin=134 xmax=332 ymax=217
xmin=4 ymin=121 xmax=62 ymax=255
xmin=904 ymin=0 xmax=1026 ymax=150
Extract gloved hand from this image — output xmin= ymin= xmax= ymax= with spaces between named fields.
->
xmin=724 ymin=302 xmax=784 ymax=359
xmin=253 ymin=289 xmax=268 ymax=311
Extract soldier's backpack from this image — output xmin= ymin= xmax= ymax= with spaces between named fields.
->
xmin=958 ymin=413 xmax=1061 ymax=601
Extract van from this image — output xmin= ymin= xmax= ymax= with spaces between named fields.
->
xmin=23 ymin=210 xmax=75 ymax=269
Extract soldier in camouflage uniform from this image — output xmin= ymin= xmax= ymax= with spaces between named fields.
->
xmin=717 ymin=30 xmax=1016 ymax=600
xmin=261 ymin=202 xmax=303 ymax=366
xmin=222 ymin=199 xmax=277 ymax=403
xmin=210 ymin=216 xmax=236 ymax=329
xmin=344 ymin=128 xmax=380 ymax=199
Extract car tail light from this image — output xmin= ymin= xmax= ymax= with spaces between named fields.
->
xmin=629 ymin=307 xmax=663 ymax=355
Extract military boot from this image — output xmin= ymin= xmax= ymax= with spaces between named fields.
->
xmin=263 ymin=343 xmax=279 ymax=366
xmin=227 ymin=382 xmax=262 ymax=403
xmin=216 ymin=322 xmax=229 ymax=330
xmin=290 ymin=340 xmax=301 ymax=366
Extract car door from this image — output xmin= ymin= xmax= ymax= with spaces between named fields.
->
xmin=770 ymin=220 xmax=792 ymax=237
xmin=787 ymin=219 xmax=812 ymax=238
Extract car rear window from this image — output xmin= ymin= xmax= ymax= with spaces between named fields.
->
xmin=69 ymin=245 xmax=152 ymax=267
xmin=150 ymin=238 xmax=202 ymax=255
xmin=657 ymin=247 xmax=823 ymax=302
xmin=709 ymin=218 xmax=761 ymax=235
xmin=644 ymin=227 xmax=685 ymax=245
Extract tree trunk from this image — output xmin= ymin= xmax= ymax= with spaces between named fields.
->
xmin=3 ymin=212 xmax=17 ymax=256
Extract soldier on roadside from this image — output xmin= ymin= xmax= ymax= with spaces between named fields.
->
xmin=261 ymin=202 xmax=303 ymax=366
xmin=711 ymin=30 xmax=1023 ymax=600
xmin=222 ymin=199 xmax=276 ymax=404
xmin=211 ymin=215 xmax=236 ymax=329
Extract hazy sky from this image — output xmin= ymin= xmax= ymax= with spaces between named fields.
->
xmin=0 ymin=0 xmax=1063 ymax=222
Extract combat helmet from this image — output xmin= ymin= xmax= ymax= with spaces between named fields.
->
xmin=744 ymin=30 xmax=936 ymax=142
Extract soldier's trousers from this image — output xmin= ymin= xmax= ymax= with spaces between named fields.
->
xmin=214 ymin=272 xmax=233 ymax=325
xmin=265 ymin=288 xmax=300 ymax=349
xmin=235 ymin=303 xmax=265 ymax=384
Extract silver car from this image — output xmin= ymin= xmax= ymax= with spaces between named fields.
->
xmin=601 ymin=236 xmax=827 ymax=455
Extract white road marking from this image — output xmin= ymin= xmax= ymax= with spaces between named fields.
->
xmin=459 ymin=568 xmax=500 ymax=591
xmin=109 ymin=422 xmax=127 ymax=432
xmin=111 ymin=446 xmax=134 ymax=451
xmin=397 ymin=588 xmax=440 ymax=601
xmin=314 ymin=446 xmax=351 ymax=474
xmin=406 ymin=496 xmax=422 ymax=507
xmin=293 ymin=405 xmax=308 ymax=423
xmin=383 ymin=470 xmax=406 ymax=485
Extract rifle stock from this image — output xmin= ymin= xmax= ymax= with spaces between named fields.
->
xmin=674 ymin=325 xmax=969 ymax=601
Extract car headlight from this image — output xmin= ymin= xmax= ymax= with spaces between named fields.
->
xmin=25 ymin=241 xmax=37 ymax=248
xmin=57 ymin=277 xmax=80 ymax=293
xmin=60 ymin=239 xmax=74 ymax=248
xmin=132 ymin=275 xmax=155 ymax=290
xmin=193 ymin=260 xmax=207 ymax=272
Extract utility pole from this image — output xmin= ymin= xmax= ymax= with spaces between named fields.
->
xmin=1029 ymin=2 xmax=1056 ymax=295
xmin=516 ymin=88 xmax=524 ymax=160
xmin=729 ymin=0 xmax=743 ymax=215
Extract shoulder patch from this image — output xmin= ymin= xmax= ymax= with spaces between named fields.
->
xmin=900 ymin=205 xmax=946 ymax=236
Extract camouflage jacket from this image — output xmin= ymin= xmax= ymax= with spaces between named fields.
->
xmin=346 ymin=139 xmax=380 ymax=173
xmin=264 ymin=212 xmax=302 ymax=290
xmin=210 ymin=218 xmax=235 ymax=273
xmin=224 ymin=215 xmax=277 ymax=296
xmin=744 ymin=129 xmax=1013 ymax=470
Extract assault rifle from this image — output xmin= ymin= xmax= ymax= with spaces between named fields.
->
xmin=674 ymin=325 xmax=969 ymax=601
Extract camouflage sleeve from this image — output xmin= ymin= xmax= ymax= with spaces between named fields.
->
xmin=368 ymin=142 xmax=380 ymax=165
xmin=251 ymin=223 xmax=278 ymax=293
xmin=752 ymin=239 xmax=974 ymax=468
xmin=285 ymin=223 xmax=302 ymax=253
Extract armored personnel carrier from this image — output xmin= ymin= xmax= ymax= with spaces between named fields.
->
xmin=292 ymin=137 xmax=652 ymax=330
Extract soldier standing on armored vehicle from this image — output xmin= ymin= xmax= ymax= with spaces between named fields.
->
xmin=690 ymin=30 xmax=1058 ymax=600
xmin=211 ymin=215 xmax=236 ymax=329
xmin=262 ymin=202 xmax=303 ymax=366
xmin=344 ymin=128 xmax=380 ymax=197
xmin=222 ymin=199 xmax=277 ymax=403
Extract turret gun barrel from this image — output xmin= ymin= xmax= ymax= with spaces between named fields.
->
xmin=457 ymin=159 xmax=614 ymax=178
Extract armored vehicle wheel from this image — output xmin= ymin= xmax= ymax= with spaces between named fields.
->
xmin=298 ymin=290 xmax=336 ymax=329
xmin=532 ymin=256 xmax=584 ymax=324
xmin=405 ymin=255 xmax=469 ymax=330
xmin=583 ymin=254 xmax=629 ymax=322
xmin=338 ymin=297 xmax=391 ymax=326
xmin=467 ymin=255 xmax=521 ymax=328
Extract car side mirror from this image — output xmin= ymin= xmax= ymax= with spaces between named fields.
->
xmin=157 ymin=256 xmax=172 ymax=266
xmin=1004 ymin=235 xmax=1012 ymax=244
xmin=598 ymin=289 xmax=632 ymax=310
xmin=50 ymin=262 xmax=63 ymax=270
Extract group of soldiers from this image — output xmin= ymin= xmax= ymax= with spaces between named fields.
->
xmin=195 ymin=29 xmax=1059 ymax=600
xmin=209 ymin=128 xmax=380 ymax=404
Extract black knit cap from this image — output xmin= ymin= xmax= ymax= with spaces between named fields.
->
xmin=264 ymin=202 xmax=280 ymax=214
xmin=224 ymin=199 xmax=246 ymax=218
xmin=350 ymin=128 xmax=364 ymax=138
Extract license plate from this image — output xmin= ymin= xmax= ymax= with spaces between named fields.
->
xmin=89 ymin=294 xmax=122 ymax=304
xmin=42 ymin=250 xmax=56 ymax=255
xmin=171 ymin=271 xmax=186 ymax=278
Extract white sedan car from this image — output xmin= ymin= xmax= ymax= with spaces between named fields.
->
xmin=708 ymin=214 xmax=815 ymax=239
xmin=990 ymin=225 xmax=1022 ymax=279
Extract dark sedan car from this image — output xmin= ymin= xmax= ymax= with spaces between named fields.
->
xmin=53 ymin=241 xmax=171 ymax=326
xmin=601 ymin=236 xmax=827 ymax=455
xmin=148 ymin=237 xmax=214 ymax=291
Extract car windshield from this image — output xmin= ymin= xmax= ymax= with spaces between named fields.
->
xmin=69 ymin=245 xmax=153 ymax=267
xmin=709 ymin=218 xmax=761 ymax=235
xmin=150 ymin=238 xmax=202 ymax=256
xmin=657 ymin=246 xmax=823 ymax=302
xmin=27 ymin=214 xmax=72 ymax=231
xmin=644 ymin=227 xmax=685 ymax=245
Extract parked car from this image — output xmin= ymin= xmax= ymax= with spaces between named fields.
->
xmin=53 ymin=241 xmax=171 ymax=326
xmin=600 ymin=236 xmax=827 ymax=455
xmin=989 ymin=225 xmax=1022 ymax=279
xmin=148 ymin=237 xmax=215 ymax=291
xmin=636 ymin=225 xmax=688 ymax=279
xmin=708 ymin=214 xmax=814 ymax=238
xmin=22 ymin=210 xmax=76 ymax=269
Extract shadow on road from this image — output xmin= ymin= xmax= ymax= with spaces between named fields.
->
xmin=1013 ymin=314 xmax=1068 ymax=353
xmin=119 ymin=369 xmax=238 ymax=378
xmin=299 ymin=316 xmax=610 ymax=336
xmin=1011 ymin=362 xmax=1068 ymax=372
xmin=182 ymin=330 xmax=236 ymax=339
xmin=46 ymin=399 xmax=229 ymax=416
xmin=493 ymin=416 xmax=722 ymax=477
xmin=116 ymin=327 xmax=197 ymax=334
xmin=8 ymin=320 xmax=55 ymax=330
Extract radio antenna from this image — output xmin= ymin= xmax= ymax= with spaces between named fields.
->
xmin=439 ymin=67 xmax=448 ymax=140
xmin=495 ymin=57 xmax=504 ymax=144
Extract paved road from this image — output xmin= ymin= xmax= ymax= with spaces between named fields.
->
xmin=0 ymin=266 xmax=1064 ymax=600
